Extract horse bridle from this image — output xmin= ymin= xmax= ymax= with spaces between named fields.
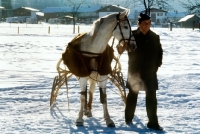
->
xmin=112 ymin=13 xmax=136 ymax=50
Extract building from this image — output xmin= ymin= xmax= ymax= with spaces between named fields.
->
xmin=42 ymin=5 xmax=129 ymax=24
xmin=0 ymin=6 xmax=4 ymax=21
xmin=1 ymin=0 xmax=12 ymax=19
xmin=178 ymin=14 xmax=200 ymax=28
xmin=167 ymin=12 xmax=187 ymax=23
xmin=42 ymin=6 xmax=101 ymax=24
xmin=95 ymin=5 xmax=128 ymax=18
xmin=141 ymin=8 xmax=167 ymax=24
xmin=13 ymin=7 xmax=43 ymax=23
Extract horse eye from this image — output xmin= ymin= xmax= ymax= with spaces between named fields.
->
xmin=124 ymin=26 xmax=128 ymax=29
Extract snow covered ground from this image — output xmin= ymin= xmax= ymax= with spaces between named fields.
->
xmin=0 ymin=23 xmax=200 ymax=133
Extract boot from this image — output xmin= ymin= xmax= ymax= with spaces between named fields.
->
xmin=146 ymin=91 xmax=163 ymax=131
xmin=125 ymin=89 xmax=138 ymax=124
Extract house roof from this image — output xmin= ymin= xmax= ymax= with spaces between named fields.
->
xmin=0 ymin=6 xmax=5 ymax=9
xmin=178 ymin=14 xmax=198 ymax=22
xmin=36 ymin=12 xmax=44 ymax=16
xmin=13 ymin=7 xmax=39 ymax=12
xmin=96 ymin=5 xmax=128 ymax=12
xmin=167 ymin=12 xmax=187 ymax=18
xmin=42 ymin=6 xmax=101 ymax=13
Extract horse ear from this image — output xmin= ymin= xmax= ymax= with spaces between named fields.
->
xmin=119 ymin=9 xmax=130 ymax=19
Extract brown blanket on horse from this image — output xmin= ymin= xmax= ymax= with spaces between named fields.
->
xmin=62 ymin=33 xmax=114 ymax=77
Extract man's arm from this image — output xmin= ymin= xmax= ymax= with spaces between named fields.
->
xmin=157 ymin=35 xmax=163 ymax=67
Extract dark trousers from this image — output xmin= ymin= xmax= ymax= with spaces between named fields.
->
xmin=125 ymin=87 xmax=158 ymax=124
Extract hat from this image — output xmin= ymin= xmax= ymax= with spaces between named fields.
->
xmin=138 ymin=13 xmax=151 ymax=22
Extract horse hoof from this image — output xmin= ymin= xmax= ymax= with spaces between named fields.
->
xmin=84 ymin=110 xmax=92 ymax=117
xmin=85 ymin=111 xmax=92 ymax=117
xmin=106 ymin=119 xmax=115 ymax=127
xmin=76 ymin=118 xmax=84 ymax=126
xmin=76 ymin=122 xmax=84 ymax=126
xmin=107 ymin=123 xmax=115 ymax=127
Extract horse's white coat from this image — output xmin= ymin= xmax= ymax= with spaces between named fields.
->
xmin=74 ymin=10 xmax=133 ymax=127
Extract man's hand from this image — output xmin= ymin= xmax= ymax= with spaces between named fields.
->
xmin=116 ymin=43 xmax=127 ymax=54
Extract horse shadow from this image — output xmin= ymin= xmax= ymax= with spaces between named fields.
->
xmin=50 ymin=104 xmax=114 ymax=134
xmin=50 ymin=104 xmax=166 ymax=133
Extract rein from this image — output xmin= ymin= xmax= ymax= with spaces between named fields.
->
xmin=112 ymin=13 xmax=132 ymax=47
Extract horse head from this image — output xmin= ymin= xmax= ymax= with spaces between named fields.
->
xmin=88 ymin=10 xmax=135 ymax=53
xmin=112 ymin=10 xmax=137 ymax=52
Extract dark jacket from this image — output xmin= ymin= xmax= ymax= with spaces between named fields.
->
xmin=128 ymin=28 xmax=163 ymax=91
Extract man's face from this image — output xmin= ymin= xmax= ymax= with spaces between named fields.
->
xmin=138 ymin=19 xmax=151 ymax=34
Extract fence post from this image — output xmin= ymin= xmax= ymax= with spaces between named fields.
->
xmin=170 ymin=22 xmax=172 ymax=31
xmin=73 ymin=25 xmax=75 ymax=33
xmin=18 ymin=27 xmax=19 ymax=34
xmin=193 ymin=21 xmax=195 ymax=30
xmin=48 ymin=26 xmax=50 ymax=34
xmin=78 ymin=25 xmax=80 ymax=33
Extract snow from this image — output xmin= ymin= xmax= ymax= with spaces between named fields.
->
xmin=0 ymin=23 xmax=200 ymax=133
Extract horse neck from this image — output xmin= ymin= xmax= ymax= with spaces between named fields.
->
xmin=90 ymin=27 xmax=113 ymax=53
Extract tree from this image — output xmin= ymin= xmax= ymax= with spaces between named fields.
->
xmin=179 ymin=0 xmax=200 ymax=14
xmin=65 ymin=0 xmax=85 ymax=33
xmin=136 ymin=0 xmax=172 ymax=11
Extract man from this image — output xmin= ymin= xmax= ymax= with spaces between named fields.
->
xmin=118 ymin=13 xmax=163 ymax=131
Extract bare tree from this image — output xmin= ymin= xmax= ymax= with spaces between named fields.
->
xmin=179 ymin=0 xmax=200 ymax=14
xmin=66 ymin=0 xmax=85 ymax=33
xmin=121 ymin=0 xmax=142 ymax=9
xmin=137 ymin=0 xmax=172 ymax=11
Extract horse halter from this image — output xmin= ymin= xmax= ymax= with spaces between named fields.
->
xmin=112 ymin=12 xmax=136 ymax=51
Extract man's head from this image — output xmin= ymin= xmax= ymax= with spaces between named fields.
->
xmin=138 ymin=13 xmax=151 ymax=34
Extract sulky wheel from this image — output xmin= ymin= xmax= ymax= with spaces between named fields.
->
xmin=50 ymin=76 xmax=60 ymax=107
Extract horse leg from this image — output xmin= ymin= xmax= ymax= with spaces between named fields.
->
xmin=85 ymin=79 xmax=96 ymax=117
xmin=76 ymin=78 xmax=87 ymax=126
xmin=99 ymin=77 xmax=115 ymax=127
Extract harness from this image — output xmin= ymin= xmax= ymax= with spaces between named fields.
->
xmin=62 ymin=12 xmax=134 ymax=81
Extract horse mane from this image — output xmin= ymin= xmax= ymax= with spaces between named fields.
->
xmin=90 ymin=13 xmax=116 ymax=41
xmin=92 ymin=18 xmax=104 ymax=34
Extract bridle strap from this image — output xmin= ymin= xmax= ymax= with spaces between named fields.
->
xmin=112 ymin=12 xmax=132 ymax=47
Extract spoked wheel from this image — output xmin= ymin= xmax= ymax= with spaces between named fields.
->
xmin=50 ymin=58 xmax=73 ymax=108
xmin=109 ymin=55 xmax=127 ymax=104
xmin=50 ymin=73 xmax=73 ymax=108
xmin=109 ymin=71 xmax=126 ymax=104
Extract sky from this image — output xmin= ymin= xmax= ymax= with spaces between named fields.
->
xmin=0 ymin=22 xmax=200 ymax=133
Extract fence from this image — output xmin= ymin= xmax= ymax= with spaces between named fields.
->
xmin=0 ymin=23 xmax=92 ymax=35
xmin=0 ymin=22 xmax=199 ymax=35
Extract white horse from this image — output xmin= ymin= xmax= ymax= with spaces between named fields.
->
xmin=62 ymin=10 xmax=135 ymax=127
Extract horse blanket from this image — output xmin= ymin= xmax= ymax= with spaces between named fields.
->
xmin=62 ymin=33 xmax=114 ymax=77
